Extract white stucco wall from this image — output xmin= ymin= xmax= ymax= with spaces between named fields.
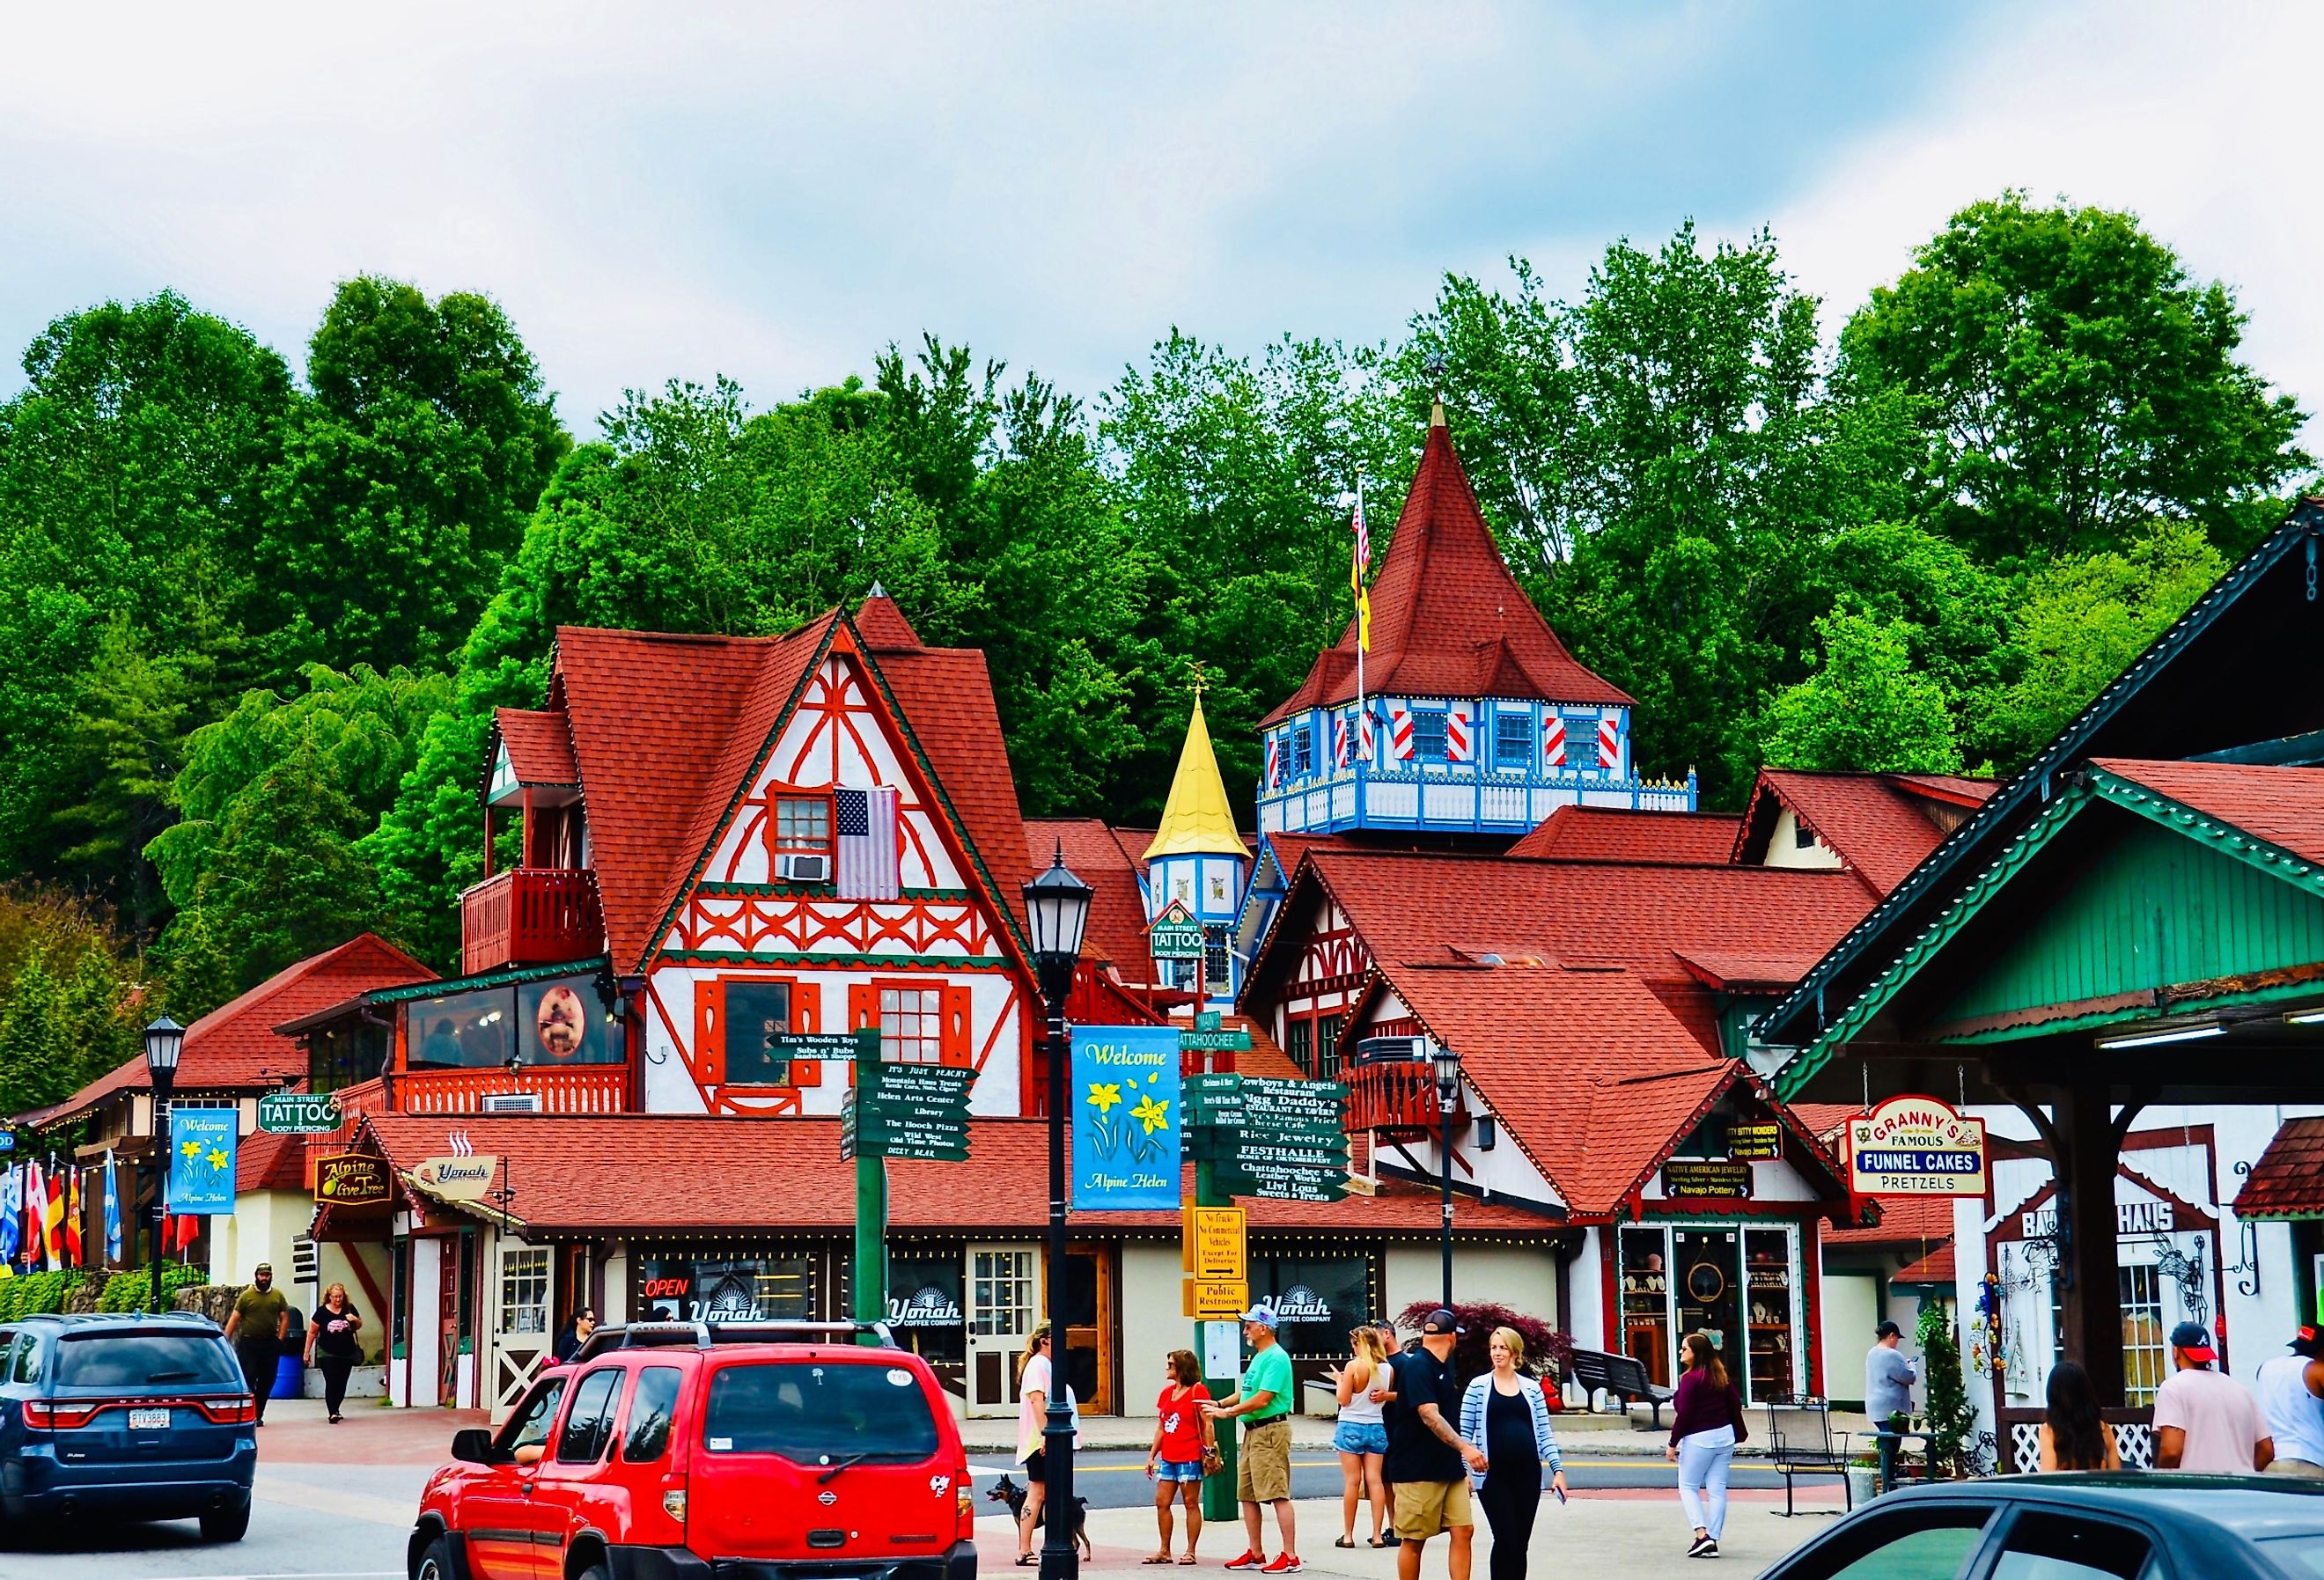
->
xmin=1120 ymin=1242 xmax=1190 ymax=1418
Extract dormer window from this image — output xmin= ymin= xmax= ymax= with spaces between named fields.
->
xmin=1289 ymin=724 xmax=1314 ymax=777
xmin=768 ymin=792 xmax=835 ymax=883
xmin=1411 ymin=709 xmax=1448 ymax=761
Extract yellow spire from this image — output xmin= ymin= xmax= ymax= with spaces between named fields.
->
xmin=1144 ymin=687 xmax=1245 ymax=861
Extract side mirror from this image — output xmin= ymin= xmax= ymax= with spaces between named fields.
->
xmin=451 ymin=1427 xmax=509 ymax=1466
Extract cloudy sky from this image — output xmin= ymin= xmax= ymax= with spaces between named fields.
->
xmin=4 ymin=2 xmax=2319 ymax=436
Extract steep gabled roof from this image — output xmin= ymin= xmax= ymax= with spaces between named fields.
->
xmin=1261 ymin=417 xmax=1629 ymax=724
xmin=1733 ymin=770 xmax=1997 ymax=898
xmin=1510 ymin=805 xmax=1742 ymax=864
xmin=491 ymin=708 xmax=578 ymax=788
xmin=1144 ymin=695 xmax=1245 ymax=860
xmin=2090 ymin=759 xmax=2324 ymax=864
xmin=1025 ymin=819 xmax=1154 ymax=974
xmin=43 ymin=934 xmax=434 ymax=1126
xmin=2234 ymin=1115 xmax=2324 ymax=1220
xmin=854 ymin=584 xmax=924 ymax=651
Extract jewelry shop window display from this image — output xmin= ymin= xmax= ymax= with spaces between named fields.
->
xmin=1620 ymin=1229 xmax=1672 ymax=1385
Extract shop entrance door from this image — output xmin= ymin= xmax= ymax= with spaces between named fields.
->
xmin=438 ymin=1234 xmax=463 ymax=1407
xmin=1673 ymin=1228 xmax=1743 ymax=1392
xmin=967 ymin=1244 xmax=1036 ymax=1418
xmin=1058 ymin=1243 xmax=1116 ymax=1416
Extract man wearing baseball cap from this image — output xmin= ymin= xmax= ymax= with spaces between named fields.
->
xmin=1203 ymin=1304 xmax=1301 ymax=1573
xmin=2153 ymin=1320 xmax=2269 ymax=1473
xmin=2258 ymin=1327 xmax=2324 ymax=1476
xmin=1384 ymin=1310 xmax=1485 ymax=1580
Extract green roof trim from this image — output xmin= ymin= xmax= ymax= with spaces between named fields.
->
xmin=368 ymin=957 xmax=609 ymax=1003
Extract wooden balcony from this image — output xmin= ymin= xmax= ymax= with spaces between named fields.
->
xmin=396 ymin=1065 xmax=629 ymax=1116
xmin=461 ymin=868 xmax=605 ymax=975
xmin=1347 ymin=1059 xmax=1465 ymax=1133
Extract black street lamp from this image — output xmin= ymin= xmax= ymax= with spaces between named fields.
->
xmin=143 ymin=1015 xmax=186 ymax=1314
xmin=1022 ymin=845 xmax=1092 ymax=1580
xmin=1432 ymin=1041 xmax=1460 ymax=1310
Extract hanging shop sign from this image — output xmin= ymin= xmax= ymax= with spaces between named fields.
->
xmin=842 ymin=1030 xmax=973 ymax=1162
xmin=258 ymin=1091 xmax=342 ymax=1135
xmin=408 ymin=1155 xmax=501 ymax=1202
xmin=315 ymin=1150 xmax=391 ymax=1207
xmin=1725 ymin=1122 xmax=1782 ymax=1160
xmin=166 ymin=1108 xmax=238 ymax=1215
xmin=1662 ymin=1159 xmax=1753 ymax=1198
xmin=1071 ymin=1025 xmax=1184 ymax=1210
xmin=1150 ymin=900 xmax=1205 ymax=961
xmin=1845 ymin=1095 xmax=1988 ymax=1198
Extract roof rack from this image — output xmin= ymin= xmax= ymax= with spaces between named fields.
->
xmin=570 ymin=1319 xmax=896 ymax=1364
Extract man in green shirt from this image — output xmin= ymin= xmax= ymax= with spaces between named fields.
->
xmin=224 ymin=1263 xmax=291 ymax=1424
xmin=1202 ymin=1304 xmax=1301 ymax=1573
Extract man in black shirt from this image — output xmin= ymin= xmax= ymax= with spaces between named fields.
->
xmin=1383 ymin=1310 xmax=1487 ymax=1580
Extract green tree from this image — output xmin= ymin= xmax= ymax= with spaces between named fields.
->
xmin=1761 ymin=608 xmax=1964 ymax=775
xmin=0 ymin=888 xmax=153 ymax=1116
xmin=1838 ymin=191 xmax=2309 ymax=562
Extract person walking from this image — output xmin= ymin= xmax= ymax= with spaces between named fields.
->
xmin=2037 ymin=1361 xmax=2121 ymax=1471
xmin=1374 ymin=1323 xmax=1404 ymax=1540
xmin=1460 ymin=1326 xmax=1565 ymax=1580
xmin=1202 ymin=1304 xmax=1301 ymax=1574
xmin=1864 ymin=1319 xmax=1919 ymax=1494
xmin=1383 ymin=1309 xmax=1485 ymax=1580
xmin=1146 ymin=1348 xmax=1216 ymax=1565
xmin=303 ymin=1282 xmax=364 ymax=1423
xmin=1664 ymin=1332 xmax=1746 ymax=1561
xmin=552 ymin=1305 xmax=598 ymax=1365
xmin=1332 ymin=1326 xmax=1391 ymax=1548
xmin=2152 ymin=1321 xmax=2270 ymax=1473
xmin=1013 ymin=1324 xmax=1079 ymax=1565
xmin=223 ymin=1262 xmax=290 ymax=1426
xmin=2258 ymin=1326 xmax=2324 ymax=1476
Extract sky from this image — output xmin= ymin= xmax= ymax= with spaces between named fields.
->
xmin=4 ymin=2 xmax=2321 ymax=438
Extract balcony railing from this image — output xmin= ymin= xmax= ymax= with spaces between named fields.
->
xmin=397 ymin=1065 xmax=629 ymax=1116
xmin=461 ymin=868 xmax=605 ymax=976
xmin=1347 ymin=1059 xmax=1465 ymax=1132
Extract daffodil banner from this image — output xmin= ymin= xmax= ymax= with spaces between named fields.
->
xmin=1070 ymin=1025 xmax=1182 ymax=1210
xmin=166 ymin=1107 xmax=238 ymax=1215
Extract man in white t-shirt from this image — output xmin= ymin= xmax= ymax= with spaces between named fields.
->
xmin=2153 ymin=1321 xmax=2271 ymax=1473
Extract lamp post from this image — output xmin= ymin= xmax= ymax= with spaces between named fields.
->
xmin=143 ymin=1015 xmax=186 ymax=1314
xmin=1022 ymin=845 xmax=1092 ymax=1580
xmin=1432 ymin=1042 xmax=1460 ymax=1310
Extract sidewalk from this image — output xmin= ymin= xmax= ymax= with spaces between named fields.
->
xmin=960 ymin=1407 xmax=1878 ymax=1459
xmin=974 ymin=1487 xmax=1839 ymax=1578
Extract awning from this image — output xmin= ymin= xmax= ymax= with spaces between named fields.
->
xmin=2233 ymin=1116 xmax=2324 ymax=1221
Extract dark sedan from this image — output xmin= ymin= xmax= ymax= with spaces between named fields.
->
xmin=1756 ymin=1474 xmax=2324 ymax=1579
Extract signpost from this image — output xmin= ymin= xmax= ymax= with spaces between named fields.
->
xmin=258 ymin=1091 xmax=342 ymax=1135
xmin=843 ymin=1028 xmax=977 ymax=1338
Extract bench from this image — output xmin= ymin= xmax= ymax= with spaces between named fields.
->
xmin=1565 ymin=1348 xmax=1674 ymax=1428
xmin=1764 ymin=1396 xmax=1852 ymax=1518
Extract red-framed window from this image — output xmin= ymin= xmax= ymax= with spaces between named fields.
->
xmin=763 ymin=787 xmax=835 ymax=863
xmin=694 ymin=974 xmax=827 ymax=1087
xmin=849 ymin=978 xmax=973 ymax=1069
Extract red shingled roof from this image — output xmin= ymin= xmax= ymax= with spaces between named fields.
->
xmin=349 ymin=1113 xmax=1553 ymax=1236
xmin=1511 ymin=806 xmax=1744 ymax=864
xmin=46 ymin=934 xmax=434 ymax=1126
xmin=2233 ymin=1116 xmax=2324 ymax=1220
xmin=493 ymin=708 xmax=578 ymax=786
xmin=2092 ymin=760 xmax=2324 ymax=865
xmin=874 ymin=641 xmax=1035 ymax=937
xmin=1364 ymin=960 xmax=1737 ymax=1216
xmin=1891 ymin=1243 xmax=1956 ymax=1285
xmin=1673 ymin=949 xmax=1829 ymax=994
xmin=855 ymin=588 xmax=924 ymax=651
xmin=1262 ymin=422 xmax=1627 ymax=724
xmin=1732 ymin=770 xmax=1995 ymax=897
xmin=1824 ymin=1194 xmax=1957 ymax=1245
xmin=1026 ymin=819 xmax=1154 ymax=976
xmin=237 ymin=1128 xmax=307 ymax=1194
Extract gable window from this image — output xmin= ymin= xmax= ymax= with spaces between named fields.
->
xmin=1411 ymin=709 xmax=1448 ymax=761
xmin=1793 ymin=819 xmax=1817 ymax=849
xmin=1561 ymin=714 xmax=1595 ymax=770
xmin=774 ymin=794 xmax=833 ymax=856
xmin=1290 ymin=723 xmax=1314 ymax=777
xmin=1493 ymin=712 xmax=1531 ymax=769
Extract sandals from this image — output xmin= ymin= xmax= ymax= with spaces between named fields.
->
xmin=1370 ymin=1538 xmax=1394 ymax=1548
xmin=1145 ymin=1556 xmax=1176 ymax=1566
xmin=1334 ymin=1539 xmax=1356 ymax=1549
xmin=1179 ymin=1557 xmax=1198 ymax=1566
xmin=1015 ymin=1556 xmax=1038 ymax=1567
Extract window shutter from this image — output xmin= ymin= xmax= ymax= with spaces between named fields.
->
xmin=695 ymin=980 xmax=726 ymax=1086
xmin=941 ymin=985 xmax=974 ymax=1069
xmin=790 ymin=981 xmax=820 ymax=1088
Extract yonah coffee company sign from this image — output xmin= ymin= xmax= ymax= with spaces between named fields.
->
xmin=1845 ymin=1096 xmax=1986 ymax=1198
xmin=408 ymin=1155 xmax=501 ymax=1202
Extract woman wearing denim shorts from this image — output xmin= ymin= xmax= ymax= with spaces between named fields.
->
xmin=1147 ymin=1349 xmax=1217 ymax=1564
xmin=1332 ymin=1326 xmax=1392 ymax=1547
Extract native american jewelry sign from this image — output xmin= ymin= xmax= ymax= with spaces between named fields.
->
xmin=1070 ymin=1025 xmax=1182 ymax=1209
xmin=1845 ymin=1095 xmax=1987 ymax=1197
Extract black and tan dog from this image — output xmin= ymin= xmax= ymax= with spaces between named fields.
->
xmin=987 ymin=1473 xmax=1092 ymax=1562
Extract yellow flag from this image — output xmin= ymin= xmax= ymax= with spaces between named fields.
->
xmin=1357 ymin=584 xmax=1372 ymax=653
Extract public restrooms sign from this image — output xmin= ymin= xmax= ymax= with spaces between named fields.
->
xmin=1845 ymin=1096 xmax=1987 ymax=1197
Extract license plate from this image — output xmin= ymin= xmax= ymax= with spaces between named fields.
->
xmin=128 ymin=1407 xmax=171 ymax=1430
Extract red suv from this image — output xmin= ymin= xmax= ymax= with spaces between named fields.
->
xmin=409 ymin=1320 xmax=975 ymax=1580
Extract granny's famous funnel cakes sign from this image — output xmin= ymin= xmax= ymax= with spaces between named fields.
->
xmin=1846 ymin=1096 xmax=1987 ymax=1197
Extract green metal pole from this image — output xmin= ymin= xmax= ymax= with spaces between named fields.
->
xmin=1196 ymin=1158 xmax=1239 ymax=1525
xmin=853 ymin=1027 xmax=887 ymax=1343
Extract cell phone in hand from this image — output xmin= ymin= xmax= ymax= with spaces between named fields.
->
xmin=1553 ymin=1485 xmax=1567 ymax=1505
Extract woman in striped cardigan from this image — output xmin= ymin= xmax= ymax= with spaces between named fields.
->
xmin=1459 ymin=1327 xmax=1566 ymax=1580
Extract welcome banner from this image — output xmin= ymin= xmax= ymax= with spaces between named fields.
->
xmin=1070 ymin=1025 xmax=1183 ymax=1210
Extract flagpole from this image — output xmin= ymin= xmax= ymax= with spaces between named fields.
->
xmin=1352 ymin=472 xmax=1368 ymax=764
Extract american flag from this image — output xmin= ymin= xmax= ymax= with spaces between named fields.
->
xmin=835 ymin=787 xmax=901 ymax=900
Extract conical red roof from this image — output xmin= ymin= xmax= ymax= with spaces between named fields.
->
xmin=1261 ymin=418 xmax=1629 ymax=725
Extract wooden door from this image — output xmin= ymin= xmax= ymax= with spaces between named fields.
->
xmin=966 ymin=1245 xmax=1036 ymax=1418
xmin=1060 ymin=1242 xmax=1117 ymax=1416
xmin=438 ymin=1234 xmax=462 ymax=1407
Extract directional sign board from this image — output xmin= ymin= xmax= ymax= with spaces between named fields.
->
xmin=767 ymin=1033 xmax=862 ymax=1059
xmin=1149 ymin=900 xmax=1205 ymax=960
xmin=258 ymin=1091 xmax=342 ymax=1135
xmin=1180 ymin=1029 xmax=1252 ymax=1053
xmin=842 ymin=1033 xmax=974 ymax=1162
xmin=1182 ymin=1075 xmax=1350 ymax=1202
xmin=1183 ymin=1277 xmax=1249 ymax=1319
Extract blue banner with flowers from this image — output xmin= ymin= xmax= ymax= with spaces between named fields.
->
xmin=1070 ymin=1025 xmax=1182 ymax=1210
xmin=167 ymin=1108 xmax=238 ymax=1214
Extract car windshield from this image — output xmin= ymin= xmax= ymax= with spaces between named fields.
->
xmin=56 ymin=1332 xmax=241 ymax=1388
xmin=702 ymin=1361 xmax=938 ymax=1461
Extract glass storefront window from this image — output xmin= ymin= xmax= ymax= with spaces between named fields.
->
xmin=409 ymin=974 xmax=621 ymax=1069
xmin=1626 ymin=1224 xmax=1799 ymax=1403
xmin=501 ymin=1247 xmax=550 ymax=1335
xmin=1744 ymin=1229 xmax=1795 ymax=1401
xmin=637 ymin=1253 xmax=819 ymax=1322
xmin=1621 ymin=1227 xmax=1673 ymax=1385
xmin=888 ymin=1255 xmax=967 ymax=1365
xmin=1248 ymin=1253 xmax=1372 ymax=1360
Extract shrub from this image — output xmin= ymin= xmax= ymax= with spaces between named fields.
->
xmin=1916 ymin=1304 xmax=1981 ymax=1478
xmin=98 ymin=1261 xmax=209 ymax=1313
xmin=1395 ymin=1299 xmax=1573 ymax=1390
xmin=0 ymin=1270 xmax=78 ymax=1319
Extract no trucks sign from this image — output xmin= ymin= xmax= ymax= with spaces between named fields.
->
xmin=1845 ymin=1096 xmax=1987 ymax=1197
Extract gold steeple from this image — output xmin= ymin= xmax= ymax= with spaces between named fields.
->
xmin=1144 ymin=679 xmax=1245 ymax=861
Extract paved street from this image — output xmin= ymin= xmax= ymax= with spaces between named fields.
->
xmin=0 ymin=1401 xmax=1838 ymax=1579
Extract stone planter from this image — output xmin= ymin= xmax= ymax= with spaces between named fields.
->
xmin=1847 ymin=1466 xmax=1880 ymax=1506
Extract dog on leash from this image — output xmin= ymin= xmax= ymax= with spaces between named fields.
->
xmin=988 ymin=1473 xmax=1092 ymax=1560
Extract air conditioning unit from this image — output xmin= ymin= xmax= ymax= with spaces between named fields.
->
xmin=777 ymin=853 xmax=831 ymax=883
xmin=1354 ymin=1035 xmax=1424 ymax=1065
xmin=479 ymin=1092 xmax=542 ymax=1114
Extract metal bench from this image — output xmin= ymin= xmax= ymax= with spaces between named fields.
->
xmin=1566 ymin=1347 xmax=1675 ymax=1428
xmin=1765 ymin=1395 xmax=1852 ymax=1517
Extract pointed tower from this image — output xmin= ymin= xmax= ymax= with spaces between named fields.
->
xmin=1255 ymin=407 xmax=1694 ymax=837
xmin=1144 ymin=687 xmax=1249 ymax=1010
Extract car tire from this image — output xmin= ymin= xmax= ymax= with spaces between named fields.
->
xmin=200 ymin=1499 xmax=252 ymax=1542
xmin=574 ymin=1565 xmax=611 ymax=1580
xmin=415 ymin=1534 xmax=460 ymax=1580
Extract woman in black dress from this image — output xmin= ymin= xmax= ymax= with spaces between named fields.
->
xmin=304 ymin=1282 xmax=364 ymax=1422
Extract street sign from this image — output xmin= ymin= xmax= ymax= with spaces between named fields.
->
xmin=1195 ymin=1010 xmax=1223 ymax=1033
xmin=1188 ymin=1205 xmax=1247 ymax=1281
xmin=766 ymin=1033 xmax=862 ymax=1058
xmin=1211 ymin=1165 xmax=1349 ymax=1204
xmin=1150 ymin=900 xmax=1205 ymax=960
xmin=843 ymin=1046 xmax=974 ymax=1163
xmin=408 ymin=1155 xmax=501 ymax=1202
xmin=258 ymin=1091 xmax=342 ymax=1135
xmin=315 ymin=1151 xmax=390 ymax=1206
xmin=1179 ymin=1029 xmax=1252 ymax=1053
xmin=1183 ymin=1278 xmax=1248 ymax=1319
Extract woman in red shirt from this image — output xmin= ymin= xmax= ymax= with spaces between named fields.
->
xmin=1145 ymin=1349 xmax=1217 ymax=1564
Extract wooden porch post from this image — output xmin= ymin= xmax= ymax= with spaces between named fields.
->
xmin=2052 ymin=1084 xmax=2129 ymax=1407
